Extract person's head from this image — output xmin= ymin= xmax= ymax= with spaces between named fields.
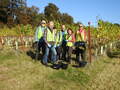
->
xmin=79 ymin=24 xmax=84 ymax=29
xmin=53 ymin=26 xmax=57 ymax=33
xmin=61 ymin=25 xmax=66 ymax=31
xmin=41 ymin=20 xmax=46 ymax=27
xmin=48 ymin=21 xmax=54 ymax=29
xmin=67 ymin=28 xmax=73 ymax=35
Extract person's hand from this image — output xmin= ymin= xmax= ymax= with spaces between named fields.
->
xmin=48 ymin=44 xmax=51 ymax=48
xmin=54 ymin=45 xmax=56 ymax=48
xmin=57 ymin=44 xmax=60 ymax=46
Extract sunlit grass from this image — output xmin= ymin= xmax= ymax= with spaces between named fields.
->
xmin=0 ymin=48 xmax=120 ymax=90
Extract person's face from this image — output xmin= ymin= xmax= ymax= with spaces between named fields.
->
xmin=41 ymin=23 xmax=46 ymax=27
xmin=49 ymin=21 xmax=54 ymax=29
xmin=79 ymin=25 xmax=83 ymax=29
xmin=68 ymin=29 xmax=72 ymax=35
xmin=61 ymin=25 xmax=65 ymax=30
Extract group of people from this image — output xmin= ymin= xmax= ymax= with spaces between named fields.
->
xmin=34 ymin=20 xmax=87 ymax=66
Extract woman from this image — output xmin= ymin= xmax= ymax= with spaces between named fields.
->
xmin=65 ymin=28 xmax=75 ymax=63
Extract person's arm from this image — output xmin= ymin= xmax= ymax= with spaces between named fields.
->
xmin=34 ymin=27 xmax=39 ymax=42
xmin=43 ymin=29 xmax=48 ymax=45
xmin=59 ymin=32 xmax=63 ymax=44
xmin=83 ymin=29 xmax=87 ymax=42
xmin=55 ymin=32 xmax=58 ymax=46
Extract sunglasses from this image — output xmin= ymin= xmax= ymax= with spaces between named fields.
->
xmin=79 ymin=26 xmax=83 ymax=27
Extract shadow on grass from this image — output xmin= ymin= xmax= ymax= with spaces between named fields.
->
xmin=26 ymin=50 xmax=43 ymax=61
xmin=72 ymin=61 xmax=87 ymax=68
xmin=49 ymin=67 xmax=90 ymax=85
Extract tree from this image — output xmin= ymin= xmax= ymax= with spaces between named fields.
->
xmin=61 ymin=13 xmax=74 ymax=24
xmin=44 ymin=3 xmax=59 ymax=21
xmin=25 ymin=6 xmax=40 ymax=26
xmin=0 ymin=0 xmax=9 ymax=24
xmin=0 ymin=0 xmax=27 ymax=27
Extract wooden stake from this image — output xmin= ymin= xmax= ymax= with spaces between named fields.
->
xmin=88 ymin=22 xmax=92 ymax=63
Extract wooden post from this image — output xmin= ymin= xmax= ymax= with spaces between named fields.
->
xmin=101 ymin=46 xmax=103 ymax=55
xmin=95 ymin=48 xmax=98 ymax=57
xmin=15 ymin=41 xmax=18 ymax=50
xmin=25 ymin=41 xmax=28 ymax=48
xmin=110 ymin=43 xmax=113 ymax=49
xmin=88 ymin=22 xmax=92 ymax=63
xmin=0 ymin=37 xmax=1 ymax=44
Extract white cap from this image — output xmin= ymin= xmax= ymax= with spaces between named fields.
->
xmin=41 ymin=20 xmax=46 ymax=24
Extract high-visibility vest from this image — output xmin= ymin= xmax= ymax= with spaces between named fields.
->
xmin=46 ymin=28 xmax=55 ymax=42
xmin=76 ymin=33 xmax=82 ymax=42
xmin=76 ymin=29 xmax=86 ymax=41
xmin=37 ymin=26 xmax=46 ymax=40
xmin=55 ymin=31 xmax=62 ymax=45
xmin=66 ymin=34 xmax=73 ymax=47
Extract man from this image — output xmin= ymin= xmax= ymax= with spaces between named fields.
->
xmin=42 ymin=21 xmax=57 ymax=65
xmin=61 ymin=25 xmax=67 ymax=60
xmin=75 ymin=24 xmax=87 ymax=65
xmin=34 ymin=20 xmax=47 ymax=59
xmin=61 ymin=25 xmax=67 ymax=40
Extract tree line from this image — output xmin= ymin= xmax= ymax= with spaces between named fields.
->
xmin=0 ymin=0 xmax=75 ymax=28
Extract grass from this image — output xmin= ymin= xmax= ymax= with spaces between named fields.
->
xmin=0 ymin=48 xmax=120 ymax=90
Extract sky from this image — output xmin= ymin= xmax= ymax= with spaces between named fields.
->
xmin=27 ymin=0 xmax=120 ymax=26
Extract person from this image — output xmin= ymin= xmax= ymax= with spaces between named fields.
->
xmin=65 ymin=28 xmax=75 ymax=63
xmin=75 ymin=24 xmax=87 ymax=64
xmin=61 ymin=25 xmax=67 ymax=60
xmin=42 ymin=21 xmax=57 ymax=66
xmin=34 ymin=20 xmax=47 ymax=59
xmin=55 ymin=28 xmax=63 ymax=61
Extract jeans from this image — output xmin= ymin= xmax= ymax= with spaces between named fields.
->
xmin=65 ymin=46 xmax=73 ymax=63
xmin=56 ymin=46 xmax=62 ymax=60
xmin=75 ymin=44 xmax=86 ymax=63
xmin=43 ymin=45 xmax=57 ymax=64
xmin=35 ymin=38 xmax=45 ymax=60
xmin=38 ymin=39 xmax=45 ymax=55
xmin=61 ymin=40 xmax=67 ymax=60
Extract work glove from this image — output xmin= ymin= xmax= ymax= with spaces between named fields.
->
xmin=54 ymin=45 xmax=56 ymax=48
xmin=48 ymin=44 xmax=51 ymax=48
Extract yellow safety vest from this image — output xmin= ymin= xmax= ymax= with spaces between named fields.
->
xmin=76 ymin=30 xmax=86 ymax=41
xmin=46 ymin=28 xmax=55 ymax=43
xmin=37 ymin=26 xmax=43 ymax=40
xmin=55 ymin=31 xmax=62 ymax=45
xmin=66 ymin=34 xmax=73 ymax=47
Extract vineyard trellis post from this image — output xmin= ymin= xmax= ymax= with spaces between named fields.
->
xmin=88 ymin=22 xmax=92 ymax=63
xmin=0 ymin=37 xmax=1 ymax=43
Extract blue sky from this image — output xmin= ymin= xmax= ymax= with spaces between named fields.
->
xmin=27 ymin=0 xmax=120 ymax=26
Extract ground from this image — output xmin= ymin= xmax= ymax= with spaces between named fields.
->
xmin=0 ymin=48 xmax=120 ymax=90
